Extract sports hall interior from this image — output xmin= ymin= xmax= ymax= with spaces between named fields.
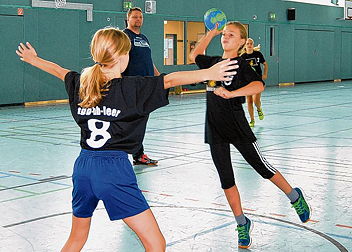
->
xmin=0 ymin=0 xmax=351 ymax=251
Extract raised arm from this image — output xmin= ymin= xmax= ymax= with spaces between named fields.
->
xmin=164 ymin=59 xmax=238 ymax=89
xmin=189 ymin=27 xmax=222 ymax=63
xmin=16 ymin=42 xmax=70 ymax=81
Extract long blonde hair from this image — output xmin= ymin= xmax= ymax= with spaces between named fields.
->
xmin=79 ymin=27 xmax=131 ymax=108
xmin=225 ymin=21 xmax=248 ymax=56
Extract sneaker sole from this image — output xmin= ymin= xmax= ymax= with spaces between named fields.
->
xmin=238 ymin=220 xmax=254 ymax=249
xmin=133 ymin=163 xmax=158 ymax=166
xmin=133 ymin=162 xmax=158 ymax=166
xmin=296 ymin=187 xmax=312 ymax=223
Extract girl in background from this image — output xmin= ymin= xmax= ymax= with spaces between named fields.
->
xmin=242 ymin=38 xmax=268 ymax=127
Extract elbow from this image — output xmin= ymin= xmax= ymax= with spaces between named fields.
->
xmin=163 ymin=76 xmax=173 ymax=89
xmin=259 ymin=85 xmax=265 ymax=93
xmin=189 ymin=50 xmax=201 ymax=63
xmin=259 ymin=82 xmax=265 ymax=93
xmin=253 ymin=81 xmax=264 ymax=94
xmin=258 ymin=82 xmax=265 ymax=93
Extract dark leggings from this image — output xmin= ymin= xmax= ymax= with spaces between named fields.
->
xmin=210 ymin=141 xmax=277 ymax=189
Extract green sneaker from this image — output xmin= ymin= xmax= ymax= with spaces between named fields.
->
xmin=257 ymin=109 xmax=264 ymax=120
xmin=291 ymin=188 xmax=311 ymax=223
xmin=249 ymin=120 xmax=255 ymax=127
xmin=236 ymin=217 xmax=253 ymax=249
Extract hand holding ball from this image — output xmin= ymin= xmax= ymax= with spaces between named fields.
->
xmin=204 ymin=8 xmax=227 ymax=31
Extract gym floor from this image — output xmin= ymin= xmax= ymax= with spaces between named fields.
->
xmin=0 ymin=81 xmax=351 ymax=251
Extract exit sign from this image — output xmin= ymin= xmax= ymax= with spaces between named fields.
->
xmin=123 ymin=1 xmax=133 ymax=11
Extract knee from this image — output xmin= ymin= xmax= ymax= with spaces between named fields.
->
xmin=155 ymin=237 xmax=166 ymax=252
xmin=250 ymin=162 xmax=277 ymax=179
xmin=145 ymin=236 xmax=166 ymax=252
xmin=260 ymin=170 xmax=276 ymax=179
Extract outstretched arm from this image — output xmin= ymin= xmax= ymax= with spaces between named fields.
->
xmin=189 ymin=26 xmax=222 ymax=63
xmin=214 ymin=81 xmax=264 ymax=99
xmin=164 ymin=59 xmax=238 ymax=89
xmin=16 ymin=42 xmax=70 ymax=81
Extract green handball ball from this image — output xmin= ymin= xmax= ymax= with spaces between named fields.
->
xmin=204 ymin=8 xmax=227 ymax=31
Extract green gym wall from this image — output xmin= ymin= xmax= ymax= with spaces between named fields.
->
xmin=0 ymin=0 xmax=351 ymax=105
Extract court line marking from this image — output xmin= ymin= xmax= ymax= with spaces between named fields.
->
xmin=2 ymin=205 xmax=349 ymax=251
xmin=154 ymin=205 xmax=349 ymax=251
xmin=0 ymin=175 xmax=70 ymax=192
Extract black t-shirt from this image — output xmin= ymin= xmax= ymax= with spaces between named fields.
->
xmin=64 ymin=71 xmax=169 ymax=153
xmin=241 ymin=51 xmax=266 ymax=76
xmin=195 ymin=55 xmax=263 ymax=144
xmin=123 ymin=29 xmax=154 ymax=76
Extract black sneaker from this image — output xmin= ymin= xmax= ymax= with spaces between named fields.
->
xmin=133 ymin=154 xmax=158 ymax=166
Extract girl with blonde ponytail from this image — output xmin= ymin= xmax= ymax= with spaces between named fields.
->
xmin=190 ymin=21 xmax=310 ymax=249
xmin=79 ymin=28 xmax=131 ymax=108
xmin=16 ymin=27 xmax=238 ymax=251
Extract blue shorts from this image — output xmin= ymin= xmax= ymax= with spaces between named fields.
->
xmin=72 ymin=149 xmax=149 ymax=220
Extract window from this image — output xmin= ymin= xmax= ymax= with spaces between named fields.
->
xmin=164 ymin=21 xmax=205 ymax=65
xmin=164 ymin=21 xmax=184 ymax=65
xmin=163 ymin=21 xmax=249 ymax=65
xmin=270 ymin=27 xmax=275 ymax=56
xmin=186 ymin=22 xmax=205 ymax=64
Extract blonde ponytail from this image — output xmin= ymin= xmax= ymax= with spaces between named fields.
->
xmin=79 ymin=64 xmax=109 ymax=108
xmin=78 ymin=27 xmax=131 ymax=108
xmin=253 ymin=44 xmax=261 ymax=51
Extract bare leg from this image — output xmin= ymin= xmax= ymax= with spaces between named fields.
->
xmin=246 ymin=95 xmax=254 ymax=122
xmin=269 ymin=171 xmax=293 ymax=194
xmin=225 ymin=172 xmax=296 ymax=218
xmin=253 ymin=93 xmax=262 ymax=111
xmin=123 ymin=209 xmax=166 ymax=252
xmin=61 ymin=215 xmax=91 ymax=252
xmin=224 ymin=185 xmax=244 ymax=217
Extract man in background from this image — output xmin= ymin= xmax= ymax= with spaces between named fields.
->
xmin=123 ymin=7 xmax=160 ymax=165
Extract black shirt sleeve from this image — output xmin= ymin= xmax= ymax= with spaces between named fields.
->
xmin=123 ymin=74 xmax=169 ymax=115
xmin=258 ymin=51 xmax=266 ymax=64
xmin=64 ymin=71 xmax=80 ymax=103
xmin=241 ymin=59 xmax=264 ymax=85
xmin=195 ymin=55 xmax=221 ymax=69
xmin=137 ymin=74 xmax=169 ymax=114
